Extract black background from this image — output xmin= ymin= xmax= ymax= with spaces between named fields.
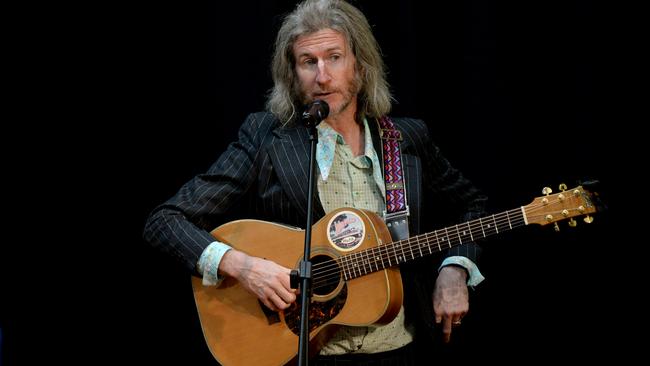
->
xmin=2 ymin=0 xmax=629 ymax=364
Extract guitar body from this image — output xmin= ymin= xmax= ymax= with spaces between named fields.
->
xmin=191 ymin=183 xmax=601 ymax=366
xmin=192 ymin=207 xmax=403 ymax=366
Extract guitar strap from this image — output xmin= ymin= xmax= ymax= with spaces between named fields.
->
xmin=377 ymin=116 xmax=410 ymax=241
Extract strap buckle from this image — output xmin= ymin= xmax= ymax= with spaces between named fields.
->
xmin=379 ymin=128 xmax=403 ymax=141
xmin=383 ymin=205 xmax=410 ymax=220
xmin=385 ymin=181 xmax=404 ymax=190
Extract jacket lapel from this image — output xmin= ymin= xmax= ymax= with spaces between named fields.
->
xmin=267 ymin=125 xmax=325 ymax=222
xmin=267 ymin=118 xmax=422 ymax=229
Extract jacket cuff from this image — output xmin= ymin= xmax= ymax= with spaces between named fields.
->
xmin=197 ymin=241 xmax=233 ymax=286
xmin=439 ymin=256 xmax=485 ymax=287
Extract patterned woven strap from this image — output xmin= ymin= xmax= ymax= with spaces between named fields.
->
xmin=378 ymin=116 xmax=410 ymax=240
xmin=378 ymin=116 xmax=408 ymax=214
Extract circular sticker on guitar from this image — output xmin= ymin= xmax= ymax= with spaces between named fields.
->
xmin=327 ymin=211 xmax=365 ymax=251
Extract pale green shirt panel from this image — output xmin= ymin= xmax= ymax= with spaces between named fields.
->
xmin=316 ymin=133 xmax=414 ymax=355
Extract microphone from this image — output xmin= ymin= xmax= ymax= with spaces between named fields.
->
xmin=301 ymin=99 xmax=329 ymax=126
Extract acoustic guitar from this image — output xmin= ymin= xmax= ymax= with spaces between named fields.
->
xmin=192 ymin=183 xmax=600 ymax=365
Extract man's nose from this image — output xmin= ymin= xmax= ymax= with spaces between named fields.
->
xmin=316 ymin=59 xmax=331 ymax=84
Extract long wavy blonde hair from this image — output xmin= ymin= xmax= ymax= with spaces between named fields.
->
xmin=266 ymin=0 xmax=392 ymax=125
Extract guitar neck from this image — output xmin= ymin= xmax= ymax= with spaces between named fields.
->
xmin=338 ymin=208 xmax=526 ymax=281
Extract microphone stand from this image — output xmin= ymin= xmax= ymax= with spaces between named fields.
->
xmin=291 ymin=110 xmax=320 ymax=366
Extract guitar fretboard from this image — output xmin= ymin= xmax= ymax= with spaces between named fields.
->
xmin=337 ymin=208 xmax=526 ymax=280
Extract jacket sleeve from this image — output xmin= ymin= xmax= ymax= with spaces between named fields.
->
xmin=399 ymin=117 xmax=488 ymax=264
xmin=142 ymin=112 xmax=276 ymax=273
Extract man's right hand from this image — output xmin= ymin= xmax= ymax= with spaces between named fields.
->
xmin=219 ymin=249 xmax=297 ymax=311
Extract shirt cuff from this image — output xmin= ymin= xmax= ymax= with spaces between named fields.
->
xmin=197 ymin=241 xmax=233 ymax=286
xmin=439 ymin=256 xmax=485 ymax=287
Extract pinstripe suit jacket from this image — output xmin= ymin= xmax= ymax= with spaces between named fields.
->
xmin=144 ymin=111 xmax=487 ymax=342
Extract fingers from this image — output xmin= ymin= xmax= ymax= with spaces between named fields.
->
xmin=436 ymin=314 xmax=465 ymax=343
xmin=261 ymin=275 xmax=299 ymax=311
xmin=442 ymin=319 xmax=453 ymax=343
xmin=273 ymin=278 xmax=296 ymax=307
xmin=268 ymin=291 xmax=290 ymax=310
xmin=279 ymin=269 xmax=297 ymax=299
xmin=256 ymin=264 xmax=296 ymax=311
xmin=260 ymin=297 xmax=279 ymax=312
xmin=261 ymin=285 xmax=295 ymax=311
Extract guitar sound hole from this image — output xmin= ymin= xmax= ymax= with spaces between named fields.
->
xmin=310 ymin=254 xmax=340 ymax=296
xmin=284 ymin=253 xmax=347 ymax=335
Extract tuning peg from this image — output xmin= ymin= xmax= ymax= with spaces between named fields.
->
xmin=559 ymin=183 xmax=567 ymax=191
xmin=542 ymin=187 xmax=553 ymax=195
xmin=568 ymin=218 xmax=577 ymax=227
xmin=553 ymin=223 xmax=560 ymax=232
xmin=583 ymin=215 xmax=594 ymax=224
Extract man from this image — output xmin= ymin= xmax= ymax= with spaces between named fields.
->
xmin=144 ymin=0 xmax=487 ymax=364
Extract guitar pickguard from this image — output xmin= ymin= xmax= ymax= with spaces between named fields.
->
xmin=284 ymin=284 xmax=348 ymax=335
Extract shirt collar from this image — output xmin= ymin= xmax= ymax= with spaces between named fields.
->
xmin=316 ymin=119 xmax=385 ymax=196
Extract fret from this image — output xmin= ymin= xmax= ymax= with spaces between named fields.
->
xmin=344 ymin=255 xmax=350 ymax=279
xmin=365 ymin=249 xmax=373 ymax=273
xmin=358 ymin=252 xmax=364 ymax=276
xmin=426 ymin=232 xmax=433 ymax=254
xmin=399 ymin=240 xmax=406 ymax=263
xmin=455 ymin=224 xmax=463 ymax=244
xmin=479 ymin=217 xmax=486 ymax=238
xmin=357 ymin=252 xmax=365 ymax=276
xmin=505 ymin=210 xmax=512 ymax=229
xmin=385 ymin=244 xmax=393 ymax=266
xmin=492 ymin=214 xmax=499 ymax=233
xmin=378 ymin=246 xmax=388 ymax=269
xmin=498 ymin=213 xmax=509 ymax=233
xmin=407 ymin=239 xmax=415 ymax=260
xmin=392 ymin=242 xmax=400 ymax=264
xmin=372 ymin=247 xmax=380 ymax=272
xmin=357 ymin=251 xmax=365 ymax=276
xmin=341 ymin=258 xmax=348 ymax=281
xmin=361 ymin=250 xmax=368 ymax=275
xmin=434 ymin=230 xmax=442 ymax=251
xmin=466 ymin=221 xmax=474 ymax=241
xmin=352 ymin=252 xmax=360 ymax=278
xmin=399 ymin=240 xmax=408 ymax=263
xmin=345 ymin=254 xmax=352 ymax=279
xmin=483 ymin=217 xmax=495 ymax=236
xmin=416 ymin=236 xmax=423 ymax=257
xmin=444 ymin=227 xmax=451 ymax=248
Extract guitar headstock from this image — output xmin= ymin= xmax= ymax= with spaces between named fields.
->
xmin=524 ymin=182 xmax=601 ymax=228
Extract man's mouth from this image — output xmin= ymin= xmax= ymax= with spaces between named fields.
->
xmin=314 ymin=92 xmax=332 ymax=98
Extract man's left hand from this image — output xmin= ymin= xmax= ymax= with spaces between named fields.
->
xmin=432 ymin=265 xmax=469 ymax=343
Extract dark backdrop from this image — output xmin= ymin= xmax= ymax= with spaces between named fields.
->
xmin=2 ymin=1 xmax=625 ymax=365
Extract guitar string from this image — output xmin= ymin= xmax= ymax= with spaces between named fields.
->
xmin=310 ymin=215 xmax=527 ymax=290
xmin=310 ymin=214 xmax=528 ymax=289
xmin=309 ymin=196 xmax=584 ymax=277
xmin=311 ymin=218 xmax=526 ymax=288
xmin=309 ymin=202 xmax=571 ymax=284
xmin=308 ymin=200 xmax=586 ymax=289
xmin=310 ymin=202 xmax=587 ymax=288
xmin=314 ymin=203 xmax=560 ymax=286
xmin=314 ymin=203 xmax=536 ymax=278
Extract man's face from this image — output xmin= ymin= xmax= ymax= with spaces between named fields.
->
xmin=293 ymin=29 xmax=361 ymax=119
